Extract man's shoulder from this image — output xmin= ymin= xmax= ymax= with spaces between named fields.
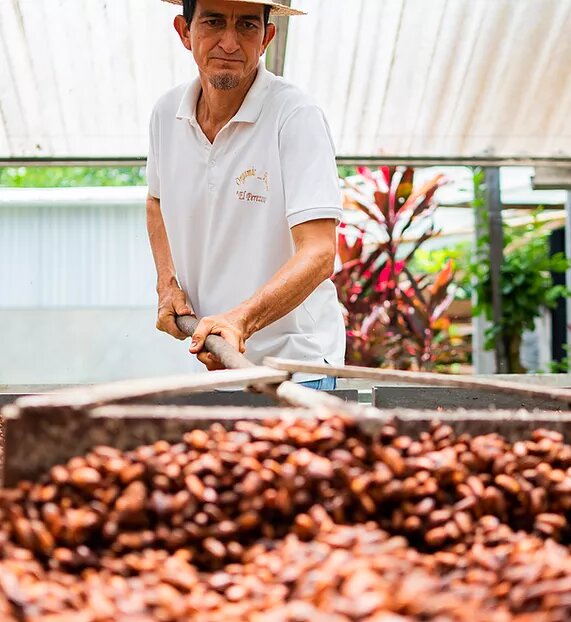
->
xmin=265 ymin=75 xmax=321 ymax=122
xmin=151 ymin=82 xmax=190 ymax=118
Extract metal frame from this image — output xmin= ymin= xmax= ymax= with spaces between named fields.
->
xmin=485 ymin=168 xmax=509 ymax=373
xmin=2 ymin=156 xmax=571 ymax=168
xmin=566 ymin=191 xmax=571 ymax=358
xmin=265 ymin=0 xmax=292 ymax=77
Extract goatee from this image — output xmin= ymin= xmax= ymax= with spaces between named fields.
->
xmin=210 ymin=73 xmax=240 ymax=90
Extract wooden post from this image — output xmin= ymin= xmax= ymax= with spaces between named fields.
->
xmin=532 ymin=169 xmax=571 ymax=371
xmin=472 ymin=168 xmax=495 ymax=374
xmin=566 ymin=191 xmax=571 ymax=365
xmin=485 ymin=168 xmax=509 ymax=373
xmin=265 ymin=1 xmax=291 ymax=76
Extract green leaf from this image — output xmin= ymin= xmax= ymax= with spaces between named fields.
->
xmin=0 ymin=166 xmax=146 ymax=187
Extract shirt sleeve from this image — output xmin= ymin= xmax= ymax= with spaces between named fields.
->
xmin=146 ymin=108 xmax=160 ymax=199
xmin=279 ymin=105 xmax=343 ymax=229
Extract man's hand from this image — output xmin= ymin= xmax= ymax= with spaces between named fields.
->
xmin=189 ymin=312 xmax=247 ymax=371
xmin=156 ymin=280 xmax=194 ymax=340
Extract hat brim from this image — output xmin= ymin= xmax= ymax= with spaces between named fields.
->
xmin=161 ymin=0 xmax=306 ymax=17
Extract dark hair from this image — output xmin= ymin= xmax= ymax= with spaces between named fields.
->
xmin=183 ymin=0 xmax=272 ymax=29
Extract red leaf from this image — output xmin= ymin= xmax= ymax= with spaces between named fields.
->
xmin=431 ymin=289 xmax=456 ymax=322
xmin=337 ymin=226 xmax=363 ymax=265
xmin=344 ymin=177 xmax=386 ymax=224
xmin=357 ymin=166 xmax=380 ymax=192
xmin=394 ymin=260 xmax=406 ymax=275
xmin=429 ymin=260 xmax=455 ymax=307
xmin=395 ymin=167 xmax=414 ymax=211
xmin=374 ymin=261 xmax=392 ymax=293
xmin=374 ymin=190 xmax=389 ymax=220
xmin=388 ymin=167 xmax=405 ymax=223
xmin=400 ymin=174 xmax=446 ymax=214
xmin=380 ymin=166 xmax=391 ymax=188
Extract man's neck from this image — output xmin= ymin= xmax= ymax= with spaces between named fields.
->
xmin=196 ymin=68 xmax=258 ymax=143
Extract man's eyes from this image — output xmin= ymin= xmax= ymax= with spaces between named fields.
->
xmin=202 ymin=19 xmax=260 ymax=31
xmin=204 ymin=18 xmax=224 ymax=27
xmin=240 ymin=21 xmax=259 ymax=30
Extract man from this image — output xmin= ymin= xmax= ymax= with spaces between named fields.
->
xmin=146 ymin=0 xmax=345 ymax=388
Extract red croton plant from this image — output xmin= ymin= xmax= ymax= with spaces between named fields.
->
xmin=334 ymin=166 xmax=458 ymax=371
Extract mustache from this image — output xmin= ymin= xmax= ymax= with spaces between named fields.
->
xmin=208 ymin=53 xmax=244 ymax=62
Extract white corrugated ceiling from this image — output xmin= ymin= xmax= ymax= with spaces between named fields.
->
xmin=0 ymin=0 xmax=189 ymax=159
xmin=285 ymin=0 xmax=571 ymax=160
xmin=1 ymin=0 xmax=570 ymax=161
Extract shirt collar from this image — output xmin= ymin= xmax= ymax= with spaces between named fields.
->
xmin=175 ymin=60 xmax=273 ymax=126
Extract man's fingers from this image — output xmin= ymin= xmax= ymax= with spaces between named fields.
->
xmin=189 ymin=316 xmax=246 ymax=361
xmin=157 ymin=312 xmax=188 ymax=341
xmin=189 ymin=318 xmax=213 ymax=353
xmin=218 ymin=327 xmax=243 ymax=353
xmin=197 ymin=352 xmax=225 ymax=371
xmin=171 ymin=324 xmax=191 ymax=341
xmin=174 ymin=301 xmax=194 ymax=317
xmin=170 ymin=301 xmax=194 ymax=339
xmin=157 ymin=315 xmax=188 ymax=341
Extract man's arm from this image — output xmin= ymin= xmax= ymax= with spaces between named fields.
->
xmin=190 ymin=218 xmax=336 ymax=370
xmin=146 ymin=193 xmax=194 ymax=340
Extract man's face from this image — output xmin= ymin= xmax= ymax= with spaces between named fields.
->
xmin=178 ymin=0 xmax=275 ymax=91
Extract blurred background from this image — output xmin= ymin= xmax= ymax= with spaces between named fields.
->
xmin=1 ymin=0 xmax=570 ymax=384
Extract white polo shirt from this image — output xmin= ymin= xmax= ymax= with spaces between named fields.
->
xmin=147 ymin=61 xmax=346 ymax=380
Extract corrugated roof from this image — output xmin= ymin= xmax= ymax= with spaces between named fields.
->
xmin=1 ymin=0 xmax=570 ymax=161
xmin=0 ymin=0 xmax=191 ymax=159
xmin=285 ymin=0 xmax=571 ymax=159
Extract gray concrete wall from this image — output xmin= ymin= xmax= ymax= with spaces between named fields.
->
xmin=3 ymin=309 xmax=568 ymax=387
xmin=0 ymin=308 xmax=194 ymax=385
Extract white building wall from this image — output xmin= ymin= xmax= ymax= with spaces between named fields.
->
xmin=0 ymin=187 xmax=155 ymax=307
xmin=0 ymin=187 xmax=193 ymax=384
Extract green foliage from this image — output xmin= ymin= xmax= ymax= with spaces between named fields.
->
xmin=550 ymin=345 xmax=571 ymax=373
xmin=0 ymin=166 xmax=146 ymax=188
xmin=471 ymin=224 xmax=569 ymax=349
xmin=469 ymin=168 xmax=570 ymax=364
xmin=337 ymin=166 xmax=357 ymax=179
xmin=411 ymin=244 xmax=473 ymax=299
xmin=0 ymin=165 xmax=360 ymax=187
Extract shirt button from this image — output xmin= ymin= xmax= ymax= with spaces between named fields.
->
xmin=209 ymin=159 xmax=216 ymax=167
xmin=208 ymin=184 xmax=215 ymax=192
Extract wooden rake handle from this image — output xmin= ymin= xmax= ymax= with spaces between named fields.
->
xmin=175 ymin=316 xmax=379 ymax=416
xmin=176 ymin=315 xmax=255 ymax=371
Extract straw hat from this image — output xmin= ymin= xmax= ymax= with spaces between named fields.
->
xmin=162 ymin=0 xmax=306 ymax=16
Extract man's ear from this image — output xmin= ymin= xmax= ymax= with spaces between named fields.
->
xmin=174 ymin=15 xmax=192 ymax=51
xmin=261 ymin=22 xmax=276 ymax=55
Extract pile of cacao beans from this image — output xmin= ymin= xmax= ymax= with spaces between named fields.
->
xmin=1 ymin=413 xmax=571 ymax=621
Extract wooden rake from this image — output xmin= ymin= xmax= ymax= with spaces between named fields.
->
xmin=3 ymin=315 xmax=571 ymax=485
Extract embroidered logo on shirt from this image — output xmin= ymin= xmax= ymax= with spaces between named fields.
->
xmin=235 ymin=167 xmax=269 ymax=204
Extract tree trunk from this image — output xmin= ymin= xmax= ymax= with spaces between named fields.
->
xmin=506 ymin=333 xmax=527 ymax=374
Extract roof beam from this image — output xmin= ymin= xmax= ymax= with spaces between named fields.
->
xmin=2 ymin=156 xmax=571 ymax=168
xmin=336 ymin=157 xmax=571 ymax=168
xmin=532 ymin=167 xmax=571 ymax=190
xmin=0 ymin=157 xmax=147 ymax=167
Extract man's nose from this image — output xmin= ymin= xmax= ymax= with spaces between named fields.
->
xmin=218 ymin=26 xmax=240 ymax=54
